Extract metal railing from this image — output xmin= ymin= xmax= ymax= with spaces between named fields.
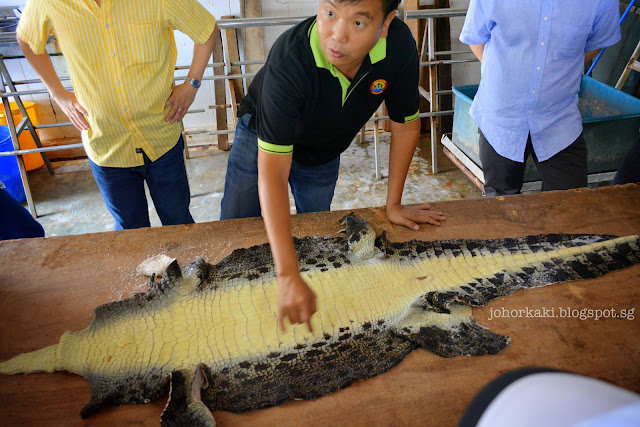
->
xmin=0 ymin=8 xmax=474 ymax=216
xmin=405 ymin=8 xmax=475 ymax=174
xmin=1 ymin=9 xmax=474 ymax=155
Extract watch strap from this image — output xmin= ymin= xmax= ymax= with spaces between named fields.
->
xmin=184 ymin=77 xmax=201 ymax=89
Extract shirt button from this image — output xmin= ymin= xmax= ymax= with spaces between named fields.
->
xmin=111 ymin=52 xmax=116 ymax=57
xmin=540 ymin=42 xmax=545 ymax=46
xmin=528 ymin=110 xmax=532 ymax=114
xmin=105 ymin=23 xmax=110 ymax=28
xmin=116 ymin=81 xmax=121 ymax=85
xmin=544 ymin=17 xmax=548 ymax=21
xmin=537 ymin=67 xmax=541 ymax=71
xmin=123 ymin=107 xmax=128 ymax=111
xmin=532 ymin=90 xmax=536 ymax=94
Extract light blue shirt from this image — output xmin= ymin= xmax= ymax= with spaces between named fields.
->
xmin=460 ymin=0 xmax=621 ymax=162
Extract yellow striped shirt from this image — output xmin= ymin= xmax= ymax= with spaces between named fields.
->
xmin=17 ymin=0 xmax=216 ymax=167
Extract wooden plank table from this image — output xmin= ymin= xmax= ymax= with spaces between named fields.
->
xmin=1 ymin=185 xmax=639 ymax=425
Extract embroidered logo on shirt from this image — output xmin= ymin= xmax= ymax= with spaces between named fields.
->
xmin=370 ymin=79 xmax=387 ymax=95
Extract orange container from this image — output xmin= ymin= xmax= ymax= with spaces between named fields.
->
xmin=0 ymin=101 xmax=44 ymax=171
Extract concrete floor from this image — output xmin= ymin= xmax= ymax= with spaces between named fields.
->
xmin=24 ymin=133 xmax=482 ymax=237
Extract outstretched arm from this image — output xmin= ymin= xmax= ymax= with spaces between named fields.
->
xmin=257 ymin=149 xmax=317 ymax=332
xmin=17 ymin=35 xmax=89 ymax=130
xmin=386 ymin=118 xmax=446 ymax=230
xmin=165 ymin=24 xmax=217 ymax=123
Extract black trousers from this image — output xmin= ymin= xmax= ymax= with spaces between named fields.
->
xmin=612 ymin=135 xmax=640 ymax=185
xmin=479 ymin=130 xmax=588 ymax=197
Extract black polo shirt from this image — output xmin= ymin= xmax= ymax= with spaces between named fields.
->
xmin=237 ymin=16 xmax=420 ymax=166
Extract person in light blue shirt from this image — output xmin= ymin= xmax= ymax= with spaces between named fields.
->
xmin=460 ymin=0 xmax=621 ymax=196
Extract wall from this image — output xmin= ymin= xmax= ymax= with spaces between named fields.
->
xmin=262 ymin=0 xmax=317 ymax=52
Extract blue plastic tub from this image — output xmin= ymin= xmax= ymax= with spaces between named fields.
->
xmin=451 ymin=75 xmax=640 ymax=182
xmin=0 ymin=125 xmax=26 ymax=203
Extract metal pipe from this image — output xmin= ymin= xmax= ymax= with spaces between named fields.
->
xmin=35 ymin=122 xmax=74 ymax=129
xmin=404 ymin=9 xmax=468 ymax=19
xmin=435 ymin=50 xmax=474 ymax=56
xmin=13 ymin=67 xmax=261 ymax=86
xmin=0 ymin=88 xmax=66 ymax=97
xmin=184 ymin=129 xmax=236 ymax=136
xmin=175 ymin=63 xmax=222 ymax=70
xmin=586 ymin=0 xmax=636 ymax=76
xmin=0 ymin=52 xmax=62 ymax=60
xmin=371 ymin=110 xmax=454 ymax=122
xmin=374 ymin=115 xmax=381 ymax=179
xmin=237 ymin=60 xmax=266 ymax=66
xmin=1 ymin=72 xmax=260 ymax=97
xmin=217 ymin=16 xmax=309 ymax=28
xmin=428 ymin=17 xmax=438 ymax=175
xmin=420 ymin=58 xmax=478 ymax=66
xmin=11 ymin=77 xmax=71 ymax=85
xmin=174 ymin=73 xmax=257 ymax=82
xmin=184 ymin=111 xmax=456 ymax=138
xmin=0 ymin=143 xmax=84 ymax=157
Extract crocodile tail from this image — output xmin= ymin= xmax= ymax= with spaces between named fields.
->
xmin=0 ymin=344 xmax=59 ymax=375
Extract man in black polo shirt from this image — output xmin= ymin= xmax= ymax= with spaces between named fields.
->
xmin=220 ymin=0 xmax=446 ymax=331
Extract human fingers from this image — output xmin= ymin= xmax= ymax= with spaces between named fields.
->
xmin=310 ymin=294 xmax=317 ymax=313
xmin=68 ymin=108 xmax=89 ymax=131
xmin=165 ymin=104 xmax=177 ymax=123
xmin=287 ymin=309 xmax=300 ymax=326
xmin=73 ymin=106 xmax=89 ymax=130
xmin=394 ymin=215 xmax=420 ymax=231
xmin=300 ymin=309 xmax=314 ymax=333
xmin=413 ymin=204 xmax=433 ymax=211
xmin=163 ymin=92 xmax=174 ymax=111
xmin=301 ymin=297 xmax=317 ymax=333
xmin=74 ymin=100 xmax=89 ymax=117
xmin=69 ymin=116 xmax=86 ymax=131
xmin=164 ymin=92 xmax=178 ymax=122
xmin=174 ymin=106 xmax=187 ymax=122
xmin=418 ymin=211 xmax=445 ymax=226
xmin=165 ymin=105 xmax=186 ymax=124
xmin=405 ymin=206 xmax=445 ymax=223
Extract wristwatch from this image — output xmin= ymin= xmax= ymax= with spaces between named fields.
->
xmin=184 ymin=77 xmax=201 ymax=89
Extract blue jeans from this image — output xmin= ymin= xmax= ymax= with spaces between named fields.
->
xmin=89 ymin=135 xmax=194 ymax=230
xmin=220 ymin=114 xmax=340 ymax=220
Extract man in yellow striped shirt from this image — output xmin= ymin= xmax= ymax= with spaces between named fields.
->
xmin=17 ymin=0 xmax=217 ymax=230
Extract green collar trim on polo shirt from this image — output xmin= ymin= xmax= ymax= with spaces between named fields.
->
xmin=369 ymin=36 xmax=386 ymax=65
xmin=309 ymin=20 xmax=387 ymax=106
